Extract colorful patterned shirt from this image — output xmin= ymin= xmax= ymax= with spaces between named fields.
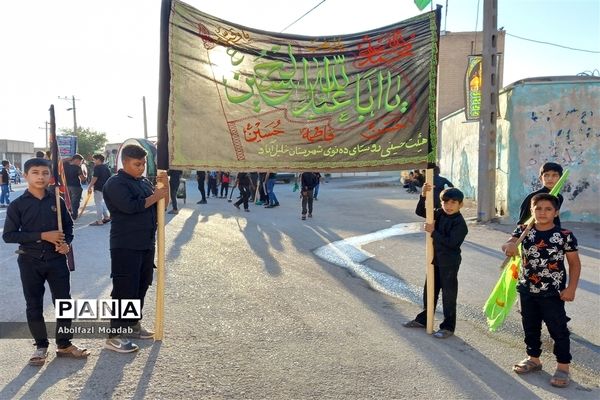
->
xmin=512 ymin=225 xmax=578 ymax=296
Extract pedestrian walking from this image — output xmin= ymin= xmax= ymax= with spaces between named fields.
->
xmin=196 ymin=170 xmax=207 ymax=204
xmin=87 ymin=154 xmax=112 ymax=225
xmin=233 ymin=172 xmax=253 ymax=212
xmin=167 ymin=169 xmax=183 ymax=214
xmin=299 ymin=172 xmax=318 ymax=220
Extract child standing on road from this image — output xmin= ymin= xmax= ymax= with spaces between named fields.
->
xmin=2 ymin=158 xmax=90 ymax=365
xmin=102 ymin=144 xmax=169 ymax=353
xmin=503 ymin=193 xmax=580 ymax=388
xmin=403 ymin=184 xmax=468 ymax=339
xmin=518 ymin=162 xmax=564 ymax=227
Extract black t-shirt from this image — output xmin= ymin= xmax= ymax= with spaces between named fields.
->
xmin=63 ymin=162 xmax=83 ymax=187
xmin=92 ymin=164 xmax=112 ymax=191
xmin=237 ymin=172 xmax=251 ymax=186
xmin=0 ymin=168 xmax=8 ymax=184
xmin=512 ymin=225 xmax=578 ymax=296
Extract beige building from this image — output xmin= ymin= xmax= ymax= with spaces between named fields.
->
xmin=0 ymin=139 xmax=34 ymax=169
xmin=438 ymin=30 xmax=506 ymax=120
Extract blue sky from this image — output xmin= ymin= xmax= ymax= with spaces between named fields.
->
xmin=0 ymin=0 xmax=597 ymax=147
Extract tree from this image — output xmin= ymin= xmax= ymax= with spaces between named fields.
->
xmin=59 ymin=127 xmax=108 ymax=160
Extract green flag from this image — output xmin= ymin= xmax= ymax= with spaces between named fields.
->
xmin=414 ymin=0 xmax=432 ymax=11
xmin=483 ymin=169 xmax=570 ymax=331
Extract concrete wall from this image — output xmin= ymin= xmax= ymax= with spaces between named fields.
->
xmin=503 ymin=81 xmax=600 ymax=223
xmin=437 ymin=110 xmax=479 ymax=200
xmin=440 ymin=78 xmax=600 ymax=223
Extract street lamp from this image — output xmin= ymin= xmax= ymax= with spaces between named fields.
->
xmin=59 ymin=95 xmax=78 ymax=136
xmin=38 ymin=121 xmax=49 ymax=148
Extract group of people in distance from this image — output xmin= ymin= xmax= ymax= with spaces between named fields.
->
xmin=2 ymin=150 xmax=581 ymax=389
xmin=402 ymin=161 xmax=580 ymax=388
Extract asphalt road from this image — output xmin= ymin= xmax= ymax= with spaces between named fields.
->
xmin=0 ymin=177 xmax=598 ymax=399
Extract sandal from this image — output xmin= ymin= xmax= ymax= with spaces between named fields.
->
xmin=56 ymin=344 xmax=90 ymax=358
xmin=550 ymin=369 xmax=570 ymax=388
xmin=29 ymin=347 xmax=48 ymax=366
xmin=513 ymin=359 xmax=542 ymax=374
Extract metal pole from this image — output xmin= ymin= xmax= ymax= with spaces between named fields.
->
xmin=143 ymin=96 xmax=148 ymax=139
xmin=476 ymin=0 xmax=498 ymax=222
xmin=71 ymin=95 xmax=78 ymax=136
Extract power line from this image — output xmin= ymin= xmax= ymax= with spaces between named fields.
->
xmin=280 ymin=0 xmax=328 ymax=33
xmin=506 ymin=32 xmax=600 ymax=54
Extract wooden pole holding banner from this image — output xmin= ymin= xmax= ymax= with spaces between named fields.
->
xmin=154 ymin=170 xmax=167 ymax=340
xmin=154 ymin=0 xmax=173 ymax=341
xmin=425 ymin=168 xmax=435 ymax=334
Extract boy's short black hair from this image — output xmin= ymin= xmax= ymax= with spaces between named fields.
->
xmin=72 ymin=153 xmax=84 ymax=161
xmin=1 ymin=160 xmax=9 ymax=167
xmin=531 ymin=193 xmax=559 ymax=210
xmin=440 ymin=187 xmax=464 ymax=202
xmin=539 ymin=162 xmax=563 ymax=177
xmin=36 ymin=151 xmax=45 ymax=158
xmin=24 ymin=158 xmax=51 ymax=173
xmin=93 ymin=154 xmax=105 ymax=162
xmin=121 ymin=144 xmax=147 ymax=161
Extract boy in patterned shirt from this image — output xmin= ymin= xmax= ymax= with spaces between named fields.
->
xmin=502 ymin=193 xmax=581 ymax=388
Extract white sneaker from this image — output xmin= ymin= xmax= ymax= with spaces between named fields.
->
xmin=104 ymin=336 xmax=139 ymax=353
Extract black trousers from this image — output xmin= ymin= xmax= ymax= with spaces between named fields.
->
xmin=301 ymin=189 xmax=314 ymax=215
xmin=169 ymin=174 xmax=180 ymax=210
xmin=234 ymin=184 xmax=250 ymax=209
xmin=68 ymin=185 xmax=83 ymax=219
xmin=220 ymin=183 xmax=229 ymax=197
xmin=18 ymin=254 xmax=73 ymax=349
xmin=197 ymin=178 xmax=206 ymax=201
xmin=520 ymin=293 xmax=571 ymax=364
xmin=415 ymin=264 xmax=460 ymax=332
xmin=109 ymin=248 xmax=154 ymax=335
xmin=258 ymin=180 xmax=269 ymax=202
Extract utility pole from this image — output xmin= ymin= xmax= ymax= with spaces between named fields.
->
xmin=142 ymin=96 xmax=148 ymax=139
xmin=38 ymin=121 xmax=49 ymax=148
xmin=58 ymin=95 xmax=78 ymax=136
xmin=477 ymin=0 xmax=499 ymax=222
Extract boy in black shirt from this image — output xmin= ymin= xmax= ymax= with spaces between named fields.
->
xmin=299 ymin=172 xmax=318 ymax=220
xmin=63 ymin=154 xmax=86 ymax=220
xmin=102 ymin=145 xmax=169 ymax=352
xmin=233 ymin=172 xmax=253 ymax=212
xmin=3 ymin=158 xmax=89 ymax=365
xmin=518 ymin=162 xmax=563 ymax=227
xmin=403 ymin=184 xmax=468 ymax=338
xmin=503 ymin=193 xmax=580 ymax=388
xmin=87 ymin=154 xmax=112 ymax=225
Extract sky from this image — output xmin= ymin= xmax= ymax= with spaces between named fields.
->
xmin=0 ymin=0 xmax=598 ymax=148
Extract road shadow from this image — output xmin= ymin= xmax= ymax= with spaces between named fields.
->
xmin=78 ymin=346 xmax=141 ymax=399
xmin=0 ymin=361 xmax=41 ymax=400
xmin=240 ymin=219 xmax=282 ymax=277
xmin=15 ymin=356 xmax=90 ymax=400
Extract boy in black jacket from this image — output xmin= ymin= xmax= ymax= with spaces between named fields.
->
xmin=102 ymin=144 xmax=169 ymax=353
xmin=403 ymin=183 xmax=468 ymax=338
xmin=3 ymin=158 xmax=89 ymax=365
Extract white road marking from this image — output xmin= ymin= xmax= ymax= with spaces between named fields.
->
xmin=314 ymin=222 xmax=424 ymax=303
